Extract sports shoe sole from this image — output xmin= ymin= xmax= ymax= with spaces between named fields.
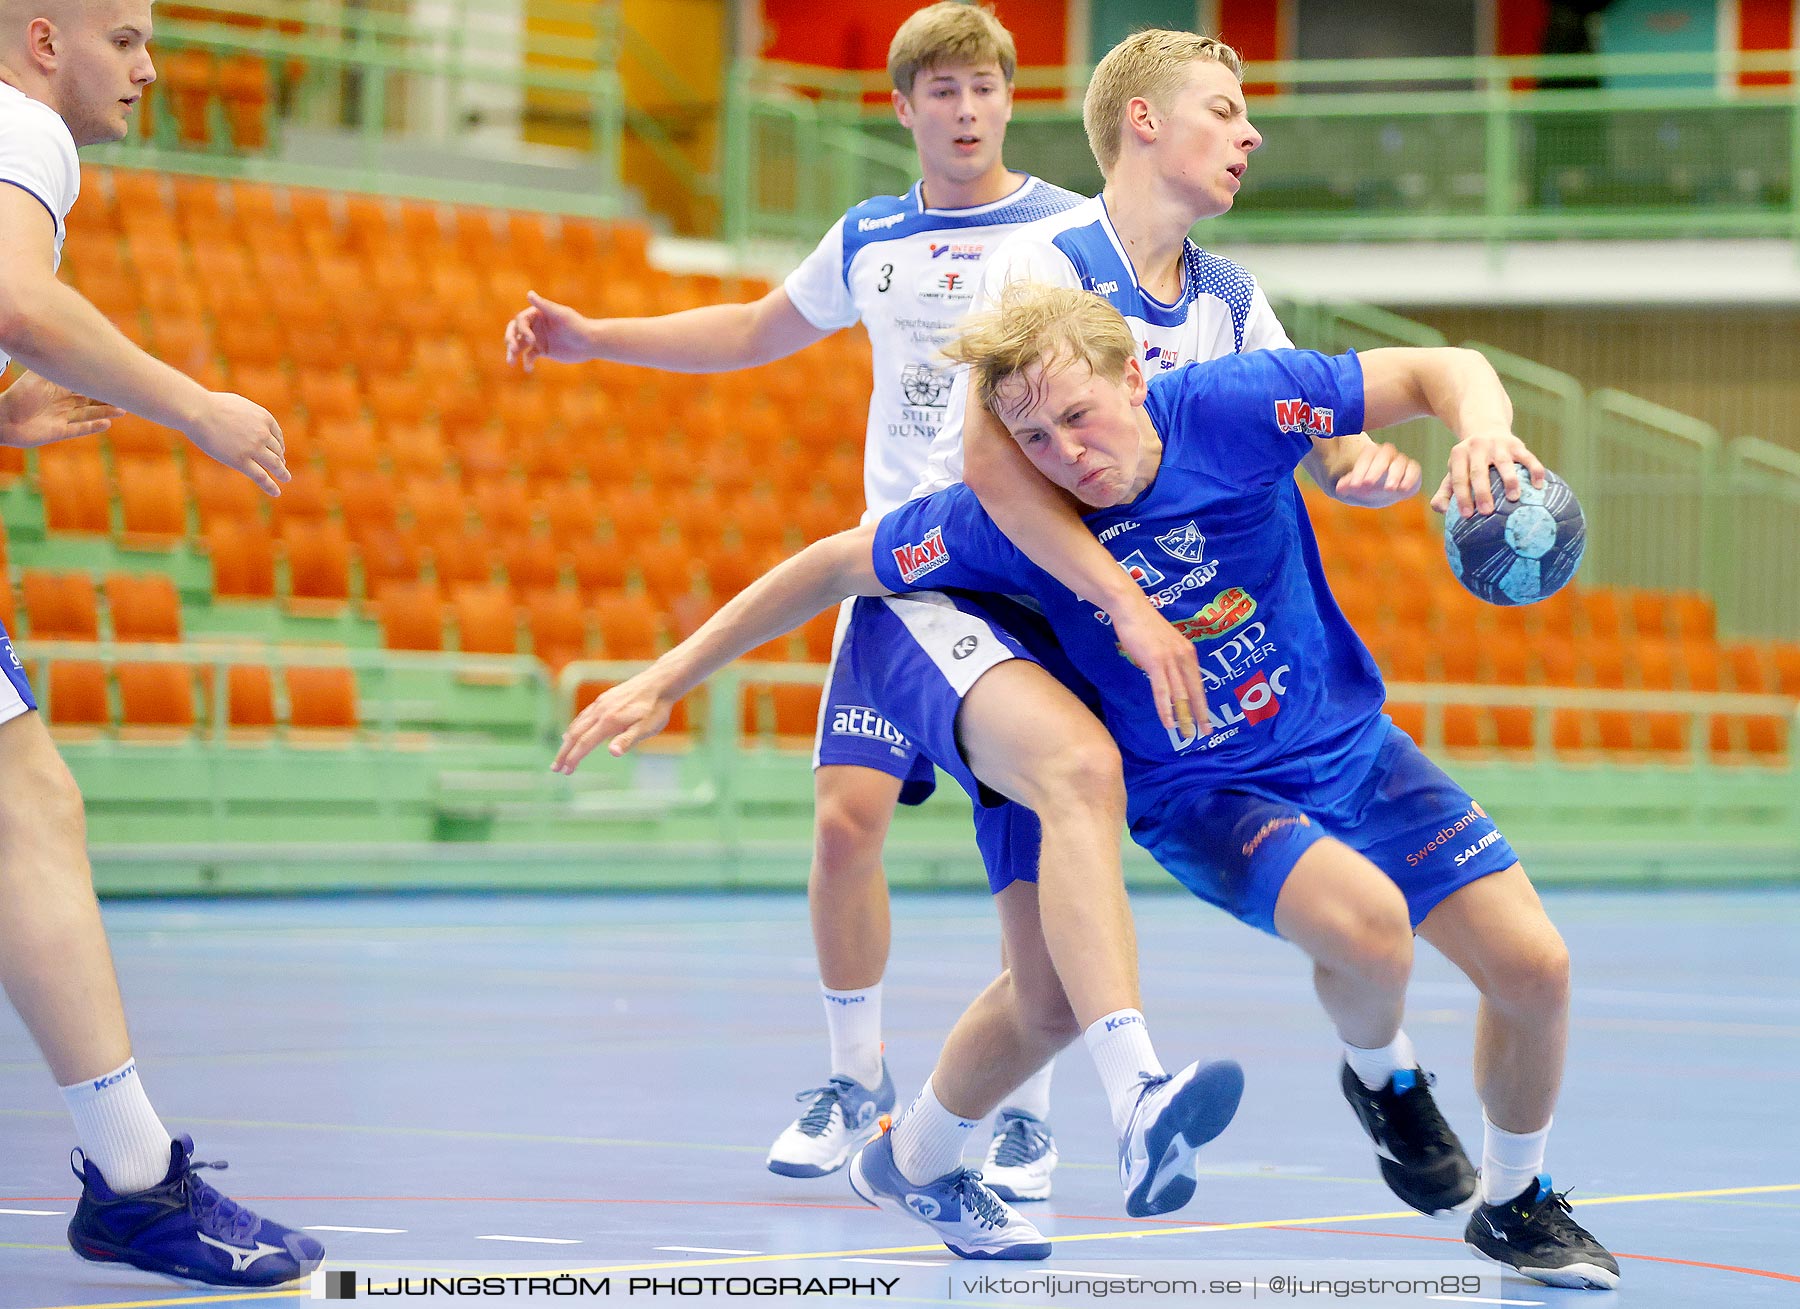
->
xmin=767 ymin=1114 xmax=887 ymax=1179
xmin=985 ymin=1174 xmax=1053 ymax=1203
xmin=847 ymin=1149 xmax=1051 ymax=1260
xmin=1377 ymin=1156 xmax=1480 ymax=1219
xmin=1125 ymin=1060 xmax=1245 ymax=1218
xmin=1469 ymin=1243 xmax=1620 ymax=1290
xmin=69 ymin=1233 xmax=314 ymax=1289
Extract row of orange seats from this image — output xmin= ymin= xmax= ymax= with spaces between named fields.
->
xmin=1384 ymin=701 xmax=1789 ymax=760
xmin=41 ymin=661 xmax=358 ymax=734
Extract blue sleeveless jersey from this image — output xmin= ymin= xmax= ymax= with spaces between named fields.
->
xmin=872 ymin=348 xmax=1388 ymax=824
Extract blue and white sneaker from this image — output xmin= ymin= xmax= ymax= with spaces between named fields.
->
xmin=1119 ymin=1060 xmax=1245 ymax=1218
xmin=66 ymin=1135 xmax=323 ymax=1287
xmin=847 ymin=1130 xmax=1050 ymax=1260
xmin=981 ymin=1109 xmax=1058 ymax=1202
xmin=767 ymin=1061 xmax=896 ymax=1178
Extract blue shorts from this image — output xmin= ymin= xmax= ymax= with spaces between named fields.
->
xmin=841 ymin=591 xmax=1089 ymax=895
xmin=0 ymin=620 xmax=37 ymax=727
xmin=1130 ymin=719 xmax=1518 ymax=937
xmin=813 ymin=600 xmax=937 ymax=805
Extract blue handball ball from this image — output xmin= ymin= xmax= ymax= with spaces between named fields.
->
xmin=1443 ymin=464 xmax=1586 ymax=606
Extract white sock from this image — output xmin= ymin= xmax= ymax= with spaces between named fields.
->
xmin=60 ymin=1059 xmax=174 ymax=1195
xmin=1084 ymin=1009 xmax=1167 ymax=1135
xmin=1482 ymin=1113 xmax=1551 ymax=1205
xmin=1000 ymin=1060 xmax=1054 ymax=1121
xmin=889 ymin=1078 xmax=980 ymax=1184
xmin=821 ymin=983 xmax=884 ymax=1087
xmin=1344 ymin=1030 xmax=1418 ymax=1091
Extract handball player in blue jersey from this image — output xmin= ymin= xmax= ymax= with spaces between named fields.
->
xmin=555 ymin=284 xmax=1618 ymax=1289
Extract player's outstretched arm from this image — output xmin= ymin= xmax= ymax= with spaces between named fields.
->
xmin=962 ymin=400 xmax=1206 ymax=737
xmin=0 ymin=190 xmax=290 ymax=494
xmin=504 ymin=285 xmax=831 ymax=374
xmin=553 ymin=526 xmax=885 ymax=772
xmin=0 ymin=371 xmax=122 ymax=448
xmin=1359 ymin=346 xmax=1545 ymax=518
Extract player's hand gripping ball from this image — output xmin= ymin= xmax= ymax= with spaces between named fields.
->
xmin=1444 ymin=464 xmax=1585 ymax=605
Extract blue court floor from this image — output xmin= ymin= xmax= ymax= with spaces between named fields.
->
xmin=2 ymin=887 xmax=1796 ymax=1308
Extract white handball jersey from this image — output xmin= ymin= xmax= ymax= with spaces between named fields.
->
xmin=914 ymin=193 xmax=1292 ymax=494
xmin=0 ymin=81 xmax=80 ymax=372
xmin=783 ymin=174 xmax=1083 ymax=521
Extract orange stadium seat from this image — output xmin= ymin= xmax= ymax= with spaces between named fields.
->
xmin=1773 ymin=644 xmax=1800 ymax=695
xmin=37 ymin=450 xmax=111 ymax=534
xmin=472 ymin=479 xmax=534 ymax=536
xmin=429 ymin=528 xmax=495 ymax=591
xmin=355 ymin=528 xmax=427 ymax=604
xmin=299 ymin=372 xmax=362 ymax=424
xmin=1724 ymin=642 xmax=1772 ymax=692
xmin=453 ymin=584 xmax=519 ymax=655
xmin=104 ymin=573 xmax=182 ymax=642
xmin=106 ymin=412 xmax=182 ymax=460
xmin=402 ymin=478 xmax=468 ymax=537
xmin=334 ymin=467 xmax=400 ymax=535
xmin=377 ymin=582 xmax=445 ymax=652
xmin=526 ymin=590 xmax=589 ymax=673
xmin=593 ymin=592 xmax=663 ymax=659
xmin=1671 ymin=591 xmax=1716 ymax=640
xmin=22 ymin=570 xmax=100 ymax=640
xmin=117 ymin=662 xmax=195 ymax=730
xmin=500 ymin=538 xmax=562 ymax=598
xmin=1385 ymin=701 xmax=1425 ymax=745
xmin=205 ymin=520 xmax=277 ymax=600
xmin=769 ymin=683 xmax=823 ymax=737
xmin=1491 ymin=705 xmax=1535 ymax=751
xmin=46 ymin=662 xmax=109 ymax=728
xmin=1628 ymin=589 xmax=1671 ymax=638
xmin=225 ymin=664 xmax=277 ymax=730
xmin=285 ymin=666 xmax=359 ymax=730
xmin=570 ymin=539 xmax=629 ymax=598
xmin=0 ymin=578 xmax=15 ymax=634
xmin=1577 ymin=589 xmax=1623 ymax=638
xmin=542 ymin=484 xmax=601 ymax=544
xmin=283 ymin=520 xmax=352 ymax=609
xmin=116 ymin=458 xmax=189 ymax=546
xmin=1442 ymin=703 xmax=1484 ymax=751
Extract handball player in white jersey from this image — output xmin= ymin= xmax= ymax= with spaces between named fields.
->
xmin=0 ymin=0 xmax=317 ymax=1287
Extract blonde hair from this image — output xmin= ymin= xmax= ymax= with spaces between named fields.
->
xmin=888 ymin=2 xmax=1016 ymax=96
xmin=1082 ymin=30 xmax=1244 ymax=176
xmin=942 ymin=283 xmax=1137 ymax=416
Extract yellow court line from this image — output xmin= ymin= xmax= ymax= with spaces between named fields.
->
xmin=27 ymin=1181 xmax=1799 ymax=1309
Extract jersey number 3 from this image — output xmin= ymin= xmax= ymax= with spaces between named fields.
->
xmin=877 ymin=264 xmax=893 ymax=293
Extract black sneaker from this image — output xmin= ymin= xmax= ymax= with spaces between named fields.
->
xmin=1466 ymin=1175 xmax=1620 ymax=1290
xmin=1340 ymin=1063 xmax=1477 ymax=1217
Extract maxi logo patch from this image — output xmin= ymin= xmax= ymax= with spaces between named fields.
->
xmin=892 ymin=527 xmax=950 ymax=584
xmin=1118 ymin=550 xmax=1166 ymax=590
xmin=1156 ymin=521 xmax=1207 ymax=563
xmin=1274 ymin=398 xmax=1335 ymax=437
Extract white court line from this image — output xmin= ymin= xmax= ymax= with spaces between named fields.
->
xmin=478 ymin=1234 xmax=583 ymax=1245
xmin=305 ymin=1225 xmax=409 ymax=1234
xmin=1428 ymin=1297 xmax=1544 ymax=1306
xmin=654 ymin=1246 xmax=762 ymax=1255
xmin=843 ymin=1258 xmax=951 ymax=1267
xmin=0 ymin=1208 xmax=64 ymax=1216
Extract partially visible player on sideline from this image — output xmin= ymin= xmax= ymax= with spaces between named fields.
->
xmin=0 ymin=0 xmax=318 ymax=1288
xmin=555 ymin=285 xmax=1620 ymax=1290
xmin=506 ymin=3 xmax=1102 ymax=1190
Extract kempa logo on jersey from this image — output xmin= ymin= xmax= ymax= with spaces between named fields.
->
xmin=831 ymin=706 xmax=909 ymax=747
xmin=892 ymin=527 xmax=950 ymax=583
xmin=1085 ymin=276 xmax=1121 ymax=295
xmin=929 ymin=241 xmax=983 ymax=260
xmin=1157 ymin=522 xmax=1206 ymax=563
xmin=857 ymin=212 xmax=907 ymax=232
xmin=1405 ymin=801 xmax=1490 ymax=867
xmin=1118 ymin=550 xmax=1166 ymax=590
xmin=951 ymin=635 xmax=979 ymax=660
xmin=1275 ymin=398 xmax=1336 ymax=438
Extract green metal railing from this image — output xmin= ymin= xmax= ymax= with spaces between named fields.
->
xmin=1726 ymin=437 xmax=1800 ymax=639
xmin=725 ymin=49 xmax=1800 ymax=249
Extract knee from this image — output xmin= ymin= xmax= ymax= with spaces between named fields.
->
xmin=1483 ymin=933 xmax=1571 ymax=1018
xmin=0 ymin=742 xmax=85 ymax=842
xmin=811 ymin=788 xmax=890 ymax=876
xmin=1031 ymin=732 xmax=1124 ymax=815
xmin=1326 ymin=891 xmax=1415 ymax=992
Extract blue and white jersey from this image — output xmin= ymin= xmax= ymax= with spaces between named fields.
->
xmin=783 ymin=174 xmax=1082 ymax=519
xmin=873 ymin=349 xmax=1385 ymax=824
xmin=0 ymin=81 xmax=80 ymax=372
xmin=914 ymin=194 xmax=1291 ymax=493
